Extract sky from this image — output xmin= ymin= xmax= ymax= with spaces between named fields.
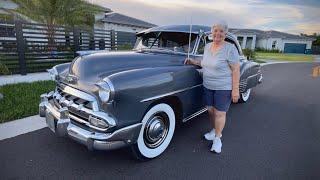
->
xmin=89 ymin=0 xmax=320 ymax=35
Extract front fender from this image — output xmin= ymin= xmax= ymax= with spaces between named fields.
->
xmin=105 ymin=65 xmax=201 ymax=128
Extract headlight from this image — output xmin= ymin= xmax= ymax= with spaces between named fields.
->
xmin=98 ymin=89 xmax=110 ymax=103
xmin=96 ymin=81 xmax=113 ymax=103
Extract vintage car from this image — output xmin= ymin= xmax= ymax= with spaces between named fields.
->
xmin=39 ymin=25 xmax=262 ymax=160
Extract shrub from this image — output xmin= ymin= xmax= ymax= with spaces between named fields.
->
xmin=117 ymin=43 xmax=133 ymax=51
xmin=0 ymin=55 xmax=11 ymax=75
xmin=255 ymin=47 xmax=281 ymax=53
xmin=242 ymin=48 xmax=256 ymax=60
xmin=0 ymin=62 xmax=10 ymax=75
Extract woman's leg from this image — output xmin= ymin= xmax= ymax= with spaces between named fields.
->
xmin=207 ymin=106 xmax=216 ymax=129
xmin=214 ymin=110 xmax=226 ymax=137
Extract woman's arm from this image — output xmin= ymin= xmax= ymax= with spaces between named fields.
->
xmin=229 ymin=63 xmax=240 ymax=103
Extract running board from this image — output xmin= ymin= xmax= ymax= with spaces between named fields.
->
xmin=182 ymin=108 xmax=208 ymax=123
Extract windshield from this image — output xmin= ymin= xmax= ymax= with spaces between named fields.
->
xmin=134 ymin=32 xmax=198 ymax=54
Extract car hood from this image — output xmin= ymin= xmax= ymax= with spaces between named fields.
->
xmin=70 ymin=51 xmax=184 ymax=82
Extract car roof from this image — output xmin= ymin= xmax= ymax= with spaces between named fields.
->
xmin=137 ymin=25 xmax=236 ymax=39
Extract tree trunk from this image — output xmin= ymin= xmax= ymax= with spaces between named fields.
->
xmin=47 ymin=22 xmax=55 ymax=51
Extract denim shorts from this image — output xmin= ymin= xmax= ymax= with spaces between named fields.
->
xmin=203 ymin=87 xmax=232 ymax=112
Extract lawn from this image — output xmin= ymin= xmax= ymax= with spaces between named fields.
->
xmin=256 ymin=52 xmax=315 ymax=62
xmin=0 ymin=81 xmax=55 ymax=123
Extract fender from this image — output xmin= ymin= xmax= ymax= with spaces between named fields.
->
xmin=105 ymin=65 xmax=201 ymax=128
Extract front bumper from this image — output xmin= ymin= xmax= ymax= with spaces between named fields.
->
xmin=39 ymin=93 xmax=142 ymax=151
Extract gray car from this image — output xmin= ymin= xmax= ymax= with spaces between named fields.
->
xmin=39 ymin=25 xmax=262 ymax=160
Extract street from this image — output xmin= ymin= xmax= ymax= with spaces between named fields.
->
xmin=1 ymin=62 xmax=320 ymax=179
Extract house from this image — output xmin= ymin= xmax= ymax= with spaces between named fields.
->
xmin=230 ymin=28 xmax=314 ymax=54
xmin=0 ymin=0 xmax=155 ymax=33
xmin=95 ymin=12 xmax=156 ymax=33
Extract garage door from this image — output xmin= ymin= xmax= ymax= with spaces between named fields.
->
xmin=284 ymin=43 xmax=306 ymax=54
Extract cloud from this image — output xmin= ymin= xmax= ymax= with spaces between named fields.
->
xmin=90 ymin=0 xmax=320 ymax=34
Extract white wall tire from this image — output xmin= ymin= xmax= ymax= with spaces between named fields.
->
xmin=239 ymin=88 xmax=251 ymax=103
xmin=132 ymin=103 xmax=175 ymax=160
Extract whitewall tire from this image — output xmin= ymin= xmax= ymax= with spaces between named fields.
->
xmin=132 ymin=103 xmax=175 ymax=160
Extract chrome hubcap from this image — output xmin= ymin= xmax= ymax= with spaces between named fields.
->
xmin=144 ymin=113 xmax=169 ymax=148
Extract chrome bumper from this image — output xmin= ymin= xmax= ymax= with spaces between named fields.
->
xmin=39 ymin=93 xmax=142 ymax=151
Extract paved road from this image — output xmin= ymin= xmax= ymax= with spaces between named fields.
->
xmin=1 ymin=63 xmax=320 ymax=180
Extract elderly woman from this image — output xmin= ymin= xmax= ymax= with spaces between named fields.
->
xmin=185 ymin=21 xmax=240 ymax=153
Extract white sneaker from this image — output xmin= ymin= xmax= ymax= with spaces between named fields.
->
xmin=210 ymin=136 xmax=222 ymax=153
xmin=204 ymin=129 xmax=222 ymax=140
xmin=204 ymin=129 xmax=215 ymax=140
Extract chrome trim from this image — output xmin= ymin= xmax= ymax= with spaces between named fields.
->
xmin=59 ymin=83 xmax=99 ymax=111
xmin=182 ymin=108 xmax=207 ymax=123
xmin=47 ymin=67 xmax=58 ymax=81
xmin=103 ymin=77 xmax=115 ymax=102
xmin=258 ymin=74 xmax=263 ymax=82
xmin=141 ymin=84 xmax=202 ymax=102
xmin=41 ymin=90 xmax=116 ymax=131
xmin=41 ymin=99 xmax=142 ymax=150
xmin=60 ymin=83 xmax=99 ymax=111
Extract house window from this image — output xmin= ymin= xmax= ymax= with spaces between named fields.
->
xmin=272 ymin=40 xmax=277 ymax=49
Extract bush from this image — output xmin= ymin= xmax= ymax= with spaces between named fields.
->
xmin=242 ymin=48 xmax=256 ymax=60
xmin=255 ymin=47 xmax=281 ymax=53
xmin=117 ymin=43 xmax=133 ymax=51
xmin=0 ymin=55 xmax=11 ymax=75
xmin=0 ymin=62 xmax=10 ymax=75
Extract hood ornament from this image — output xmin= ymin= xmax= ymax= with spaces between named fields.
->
xmin=65 ymin=74 xmax=78 ymax=84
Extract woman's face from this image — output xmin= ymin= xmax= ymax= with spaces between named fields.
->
xmin=212 ymin=25 xmax=226 ymax=43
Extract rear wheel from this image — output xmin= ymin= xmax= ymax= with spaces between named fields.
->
xmin=239 ymin=88 xmax=251 ymax=103
xmin=131 ymin=103 xmax=175 ymax=160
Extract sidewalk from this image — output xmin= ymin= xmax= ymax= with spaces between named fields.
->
xmin=0 ymin=115 xmax=46 ymax=140
xmin=0 ymin=72 xmax=51 ymax=86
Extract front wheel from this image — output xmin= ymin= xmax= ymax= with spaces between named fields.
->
xmin=239 ymin=88 xmax=251 ymax=103
xmin=131 ymin=103 xmax=175 ymax=160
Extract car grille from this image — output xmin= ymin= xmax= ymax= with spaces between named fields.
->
xmin=55 ymin=86 xmax=93 ymax=110
xmin=52 ymin=84 xmax=95 ymax=123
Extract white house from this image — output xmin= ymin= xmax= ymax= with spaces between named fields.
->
xmin=230 ymin=29 xmax=314 ymax=53
xmin=94 ymin=12 xmax=156 ymax=33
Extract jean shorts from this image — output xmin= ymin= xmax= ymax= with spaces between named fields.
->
xmin=203 ymin=87 xmax=232 ymax=112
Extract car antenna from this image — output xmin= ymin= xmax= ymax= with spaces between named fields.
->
xmin=185 ymin=18 xmax=193 ymax=64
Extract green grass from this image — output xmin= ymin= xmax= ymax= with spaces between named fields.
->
xmin=253 ymin=59 xmax=266 ymax=64
xmin=256 ymin=52 xmax=315 ymax=62
xmin=0 ymin=81 xmax=55 ymax=123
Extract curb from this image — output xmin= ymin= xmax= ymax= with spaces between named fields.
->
xmin=260 ymin=61 xmax=315 ymax=66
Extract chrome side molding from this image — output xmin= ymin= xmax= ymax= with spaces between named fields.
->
xmin=141 ymin=84 xmax=202 ymax=102
xmin=182 ymin=107 xmax=207 ymax=123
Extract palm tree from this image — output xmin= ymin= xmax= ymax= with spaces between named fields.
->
xmin=11 ymin=0 xmax=105 ymax=50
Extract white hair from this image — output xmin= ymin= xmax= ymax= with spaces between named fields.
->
xmin=212 ymin=20 xmax=228 ymax=33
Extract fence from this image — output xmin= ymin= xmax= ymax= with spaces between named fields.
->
xmin=0 ymin=19 xmax=136 ymax=75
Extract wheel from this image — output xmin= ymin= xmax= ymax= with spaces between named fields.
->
xmin=239 ymin=88 xmax=251 ymax=103
xmin=131 ymin=103 xmax=175 ymax=160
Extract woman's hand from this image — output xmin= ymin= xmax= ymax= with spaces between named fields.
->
xmin=184 ymin=58 xmax=200 ymax=66
xmin=184 ymin=58 xmax=193 ymax=65
xmin=231 ymin=88 xmax=240 ymax=103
